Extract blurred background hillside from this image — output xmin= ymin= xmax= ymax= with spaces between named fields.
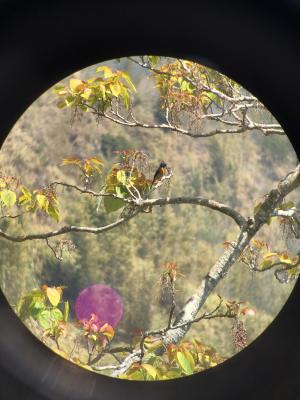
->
xmin=0 ymin=57 xmax=299 ymax=360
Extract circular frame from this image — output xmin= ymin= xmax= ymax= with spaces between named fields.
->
xmin=0 ymin=2 xmax=299 ymax=399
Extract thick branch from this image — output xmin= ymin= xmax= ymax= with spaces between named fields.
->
xmin=1 ymin=163 xmax=298 ymax=245
xmin=0 ymin=178 xmax=246 ymax=243
xmin=141 ymin=196 xmax=246 ymax=227
xmin=104 ymin=299 xmax=234 ymax=376
xmin=158 ymin=163 xmax=300 ymax=348
xmin=278 ymin=165 xmax=300 ymax=197
xmin=54 ymin=179 xmax=245 ymax=227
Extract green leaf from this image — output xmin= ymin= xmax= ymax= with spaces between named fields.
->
xmin=164 ymin=368 xmax=182 ymax=379
xmin=30 ymin=301 xmax=46 ymax=318
xmin=203 ymin=91 xmax=222 ymax=106
xmin=115 ymin=186 xmax=125 ymax=198
xmin=103 ymin=196 xmax=124 ymax=213
xmin=56 ymin=100 xmax=67 ymax=109
xmin=261 ymin=259 xmax=273 ymax=270
xmin=65 ymin=95 xmax=75 ymax=107
xmin=37 ymin=310 xmax=52 ymax=329
xmin=50 ymin=308 xmax=63 ymax=321
xmin=79 ymin=104 xmax=88 ymax=112
xmin=120 ymin=71 xmax=137 ymax=92
xmin=183 ymin=349 xmax=195 ymax=370
xmin=53 ymin=85 xmax=67 ymax=94
xmin=46 ymin=287 xmax=61 ymax=307
xmin=176 ymin=351 xmax=193 ymax=375
xmin=0 ymin=189 xmax=16 ymax=207
xmin=142 ymin=352 xmax=157 ymax=365
xmin=48 ymin=203 xmax=60 ymax=222
xmin=142 ymin=364 xmax=157 ymax=379
xmin=64 ymin=301 xmax=69 ymax=322
xmin=120 ymin=86 xmax=130 ymax=108
xmin=148 ymin=55 xmax=159 ymax=67
xmin=127 ymin=370 xmax=144 ymax=380
xmin=280 ymin=201 xmax=295 ymax=210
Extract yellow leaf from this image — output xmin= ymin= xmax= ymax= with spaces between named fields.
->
xmin=110 ymin=83 xmax=121 ymax=97
xmin=69 ymin=78 xmax=85 ymax=93
xmin=278 ymin=253 xmax=293 ymax=263
xmin=88 ymin=157 xmax=103 ymax=165
xmin=36 ymin=194 xmax=49 ymax=212
xmin=0 ymin=189 xmax=17 ymax=208
xmin=19 ymin=187 xmax=32 ymax=206
xmin=96 ymin=65 xmax=113 ymax=78
xmin=98 ymin=83 xmax=106 ymax=98
xmin=263 ymin=252 xmax=279 ymax=259
xmin=142 ymin=364 xmax=157 ymax=379
xmin=61 ymin=157 xmax=82 ymax=166
xmin=46 ymin=287 xmax=62 ymax=307
xmin=81 ymin=88 xmax=92 ymax=100
xmin=120 ymin=71 xmax=137 ymax=92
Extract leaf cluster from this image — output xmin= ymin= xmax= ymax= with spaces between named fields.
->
xmin=78 ymin=313 xmax=115 ymax=351
xmin=153 ymin=60 xmax=240 ymax=117
xmin=53 ymin=66 xmax=136 ymax=113
xmin=15 ymin=285 xmax=69 ymax=343
xmin=121 ymin=339 xmax=225 ymax=380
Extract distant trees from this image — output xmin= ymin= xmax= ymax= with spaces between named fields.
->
xmin=1 ymin=56 xmax=299 ymax=379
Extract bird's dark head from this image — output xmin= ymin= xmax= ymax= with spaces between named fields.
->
xmin=160 ymin=161 xmax=167 ymax=168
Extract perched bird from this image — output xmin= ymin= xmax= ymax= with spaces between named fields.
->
xmin=151 ymin=161 xmax=168 ymax=188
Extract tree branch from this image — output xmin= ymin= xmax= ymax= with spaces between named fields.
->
xmin=141 ymin=196 xmax=246 ymax=227
xmin=123 ymin=57 xmax=284 ymax=137
xmin=90 ymin=106 xmax=284 ymax=138
xmin=0 ymin=173 xmax=246 ymax=244
xmin=99 ymin=298 xmax=234 ymax=376
xmin=156 ymin=163 xmax=300 ymax=349
xmin=0 ymin=208 xmax=141 ymax=242
xmin=0 ymin=193 xmax=245 ymax=243
xmin=2 ymin=162 xmax=298 ymax=245
xmin=0 ymin=212 xmax=25 ymax=220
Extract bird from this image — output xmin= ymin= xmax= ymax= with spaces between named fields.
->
xmin=150 ymin=161 xmax=168 ymax=188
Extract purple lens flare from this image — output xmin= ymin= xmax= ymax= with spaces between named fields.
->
xmin=75 ymin=284 xmax=124 ymax=327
